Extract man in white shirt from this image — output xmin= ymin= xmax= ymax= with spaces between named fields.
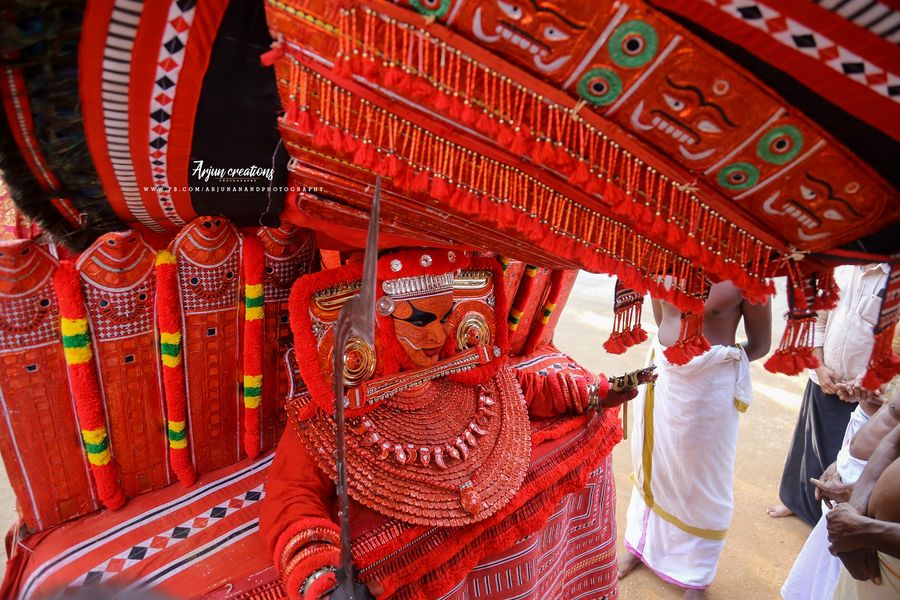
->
xmin=768 ymin=263 xmax=889 ymax=526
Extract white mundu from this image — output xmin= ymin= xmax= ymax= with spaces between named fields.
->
xmin=624 ymin=336 xmax=752 ymax=589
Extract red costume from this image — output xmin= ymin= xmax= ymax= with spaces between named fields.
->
xmin=260 ymin=249 xmax=622 ymax=599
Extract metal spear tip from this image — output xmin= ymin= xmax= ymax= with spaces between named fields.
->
xmin=347 ymin=176 xmax=381 ymax=347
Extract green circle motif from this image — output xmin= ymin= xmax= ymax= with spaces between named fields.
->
xmin=717 ymin=162 xmax=760 ymax=191
xmin=409 ymin=0 xmax=450 ymax=18
xmin=609 ymin=20 xmax=659 ymax=69
xmin=577 ymin=68 xmax=623 ymax=107
xmin=756 ymin=125 xmax=804 ymax=165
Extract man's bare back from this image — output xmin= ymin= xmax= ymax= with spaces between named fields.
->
xmin=868 ymin=457 xmax=900 ymax=523
xmin=653 ymin=280 xmax=771 ymax=361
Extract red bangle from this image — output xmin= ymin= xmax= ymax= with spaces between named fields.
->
xmin=283 ymin=544 xmax=340 ymax=600
xmin=274 ymin=519 xmax=341 ymax=574
xmin=572 ymin=374 xmax=589 ymax=414
xmin=304 ymin=570 xmax=338 ymax=600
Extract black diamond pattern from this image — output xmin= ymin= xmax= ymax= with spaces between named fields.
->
xmin=210 ymin=506 xmax=227 ymax=519
xmin=152 ymin=159 xmax=164 ymax=166
xmin=84 ymin=571 xmax=105 ymax=585
xmin=792 ymin=34 xmax=816 ymax=48
xmin=156 ymin=76 xmax=175 ymax=90
xmin=245 ymin=490 xmax=262 ymax=501
xmin=888 ymin=85 xmax=900 ymax=97
xmin=177 ymin=0 xmax=197 ymax=11
xmin=841 ymin=62 xmax=865 ymax=75
xmin=150 ymin=109 xmax=171 ymax=123
xmin=163 ymin=37 xmax=185 ymax=55
xmin=737 ymin=6 xmax=763 ymax=20
xmin=171 ymin=526 xmax=191 ymax=539
xmin=149 ymin=137 xmax=167 ymax=149
xmin=128 ymin=546 xmax=148 ymax=560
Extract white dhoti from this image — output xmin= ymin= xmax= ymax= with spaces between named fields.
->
xmin=623 ymin=337 xmax=751 ymax=589
xmin=834 ymin=553 xmax=900 ymax=600
xmin=782 ymin=405 xmax=871 ymax=600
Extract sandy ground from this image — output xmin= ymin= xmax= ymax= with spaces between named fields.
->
xmin=0 ymin=272 xmax=814 ymax=597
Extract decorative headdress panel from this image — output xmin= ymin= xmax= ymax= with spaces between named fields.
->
xmin=0 ymin=241 xmax=98 ymax=531
xmin=264 ymin=0 xmax=898 ymax=318
xmin=75 ymin=231 xmax=170 ymax=498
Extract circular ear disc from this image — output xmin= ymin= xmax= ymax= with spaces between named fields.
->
xmin=342 ymin=336 xmax=376 ymax=386
xmin=456 ymin=313 xmax=490 ymax=350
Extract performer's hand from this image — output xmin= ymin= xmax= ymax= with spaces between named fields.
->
xmin=816 ymin=365 xmax=839 ymax=395
xmin=600 ymin=368 xmax=657 ymax=408
xmin=837 ymin=548 xmax=882 ymax=584
xmin=827 ymin=502 xmax=870 ymax=554
xmin=367 ymin=581 xmax=384 ymax=597
xmin=603 ymin=387 xmax=639 ymax=408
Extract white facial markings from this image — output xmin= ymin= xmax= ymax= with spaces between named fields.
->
xmin=471 ymin=5 xmax=572 ymax=73
xmin=473 ymin=7 xmax=501 ymax=43
xmin=697 ymin=119 xmax=721 ymax=134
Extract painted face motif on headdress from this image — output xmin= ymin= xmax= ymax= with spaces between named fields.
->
xmin=459 ymin=0 xmax=597 ymax=79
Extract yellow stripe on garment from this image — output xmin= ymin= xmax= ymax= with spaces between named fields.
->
xmin=630 ymin=473 xmax=728 ymax=541
xmin=161 ymin=354 xmax=182 ymax=368
xmin=633 ymin=348 xmax=728 ymax=542
xmin=641 ymin=364 xmax=656 ymax=504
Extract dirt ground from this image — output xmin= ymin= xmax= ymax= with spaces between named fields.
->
xmin=0 ymin=272 xmax=814 ymax=598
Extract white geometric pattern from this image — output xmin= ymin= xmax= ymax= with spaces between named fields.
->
xmin=147 ymin=0 xmax=198 ymax=227
xmin=710 ymin=0 xmax=900 ymax=102
xmin=72 ymin=485 xmax=264 ymax=587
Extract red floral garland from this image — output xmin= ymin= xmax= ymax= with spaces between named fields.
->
xmin=242 ymin=235 xmax=265 ymax=458
xmin=52 ymin=261 xmax=126 ymax=510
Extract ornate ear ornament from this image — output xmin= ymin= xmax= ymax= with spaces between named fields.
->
xmin=456 ymin=312 xmax=490 ymax=351
xmin=342 ymin=336 xmax=376 ymax=386
xmin=375 ymin=295 xmax=395 ymax=316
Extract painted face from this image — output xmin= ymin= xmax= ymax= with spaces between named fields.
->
xmin=464 ymin=0 xmax=595 ymax=79
xmin=745 ymin=149 xmax=886 ymax=251
xmin=391 ymin=292 xmax=454 ymax=367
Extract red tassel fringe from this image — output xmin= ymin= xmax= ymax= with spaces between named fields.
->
xmin=862 ymin=324 xmax=900 ymax=390
xmin=663 ymin=311 xmax=710 ymax=366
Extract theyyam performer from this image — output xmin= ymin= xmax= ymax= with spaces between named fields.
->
xmin=259 ymin=247 xmax=652 ymax=599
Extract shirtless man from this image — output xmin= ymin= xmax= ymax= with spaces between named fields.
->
xmin=826 ymin=418 xmax=900 ymax=596
xmin=619 ymin=280 xmax=772 ymax=598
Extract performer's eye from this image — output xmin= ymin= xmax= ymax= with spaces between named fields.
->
xmin=497 ymin=1 xmax=523 ymax=20
xmin=393 ymin=304 xmax=438 ymax=327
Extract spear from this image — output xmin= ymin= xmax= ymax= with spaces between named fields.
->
xmin=329 ymin=178 xmax=380 ymax=600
